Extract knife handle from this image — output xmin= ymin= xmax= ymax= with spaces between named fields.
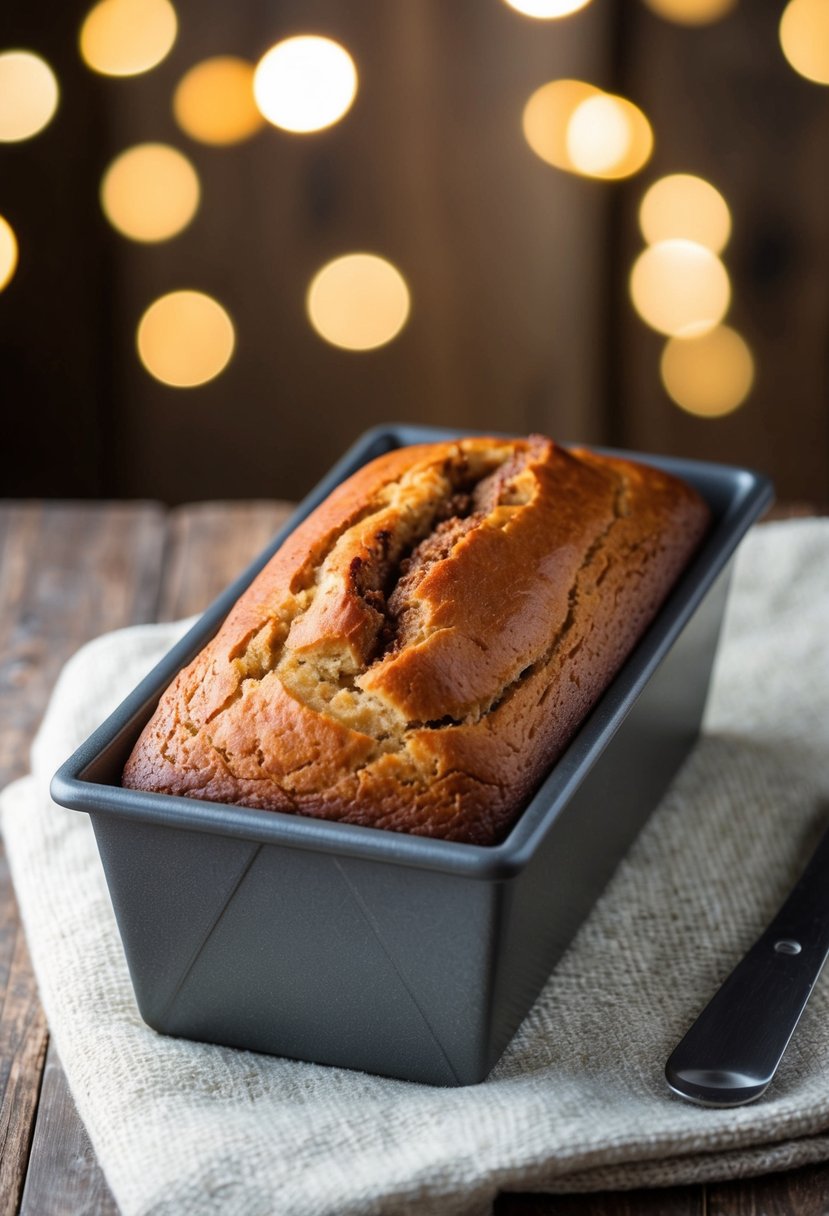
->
xmin=666 ymin=824 xmax=829 ymax=1107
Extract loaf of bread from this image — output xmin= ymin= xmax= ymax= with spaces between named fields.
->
xmin=122 ymin=436 xmax=710 ymax=845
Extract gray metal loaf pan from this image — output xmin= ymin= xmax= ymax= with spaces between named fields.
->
xmin=51 ymin=425 xmax=773 ymax=1086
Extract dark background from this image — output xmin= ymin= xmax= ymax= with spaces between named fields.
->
xmin=2 ymin=0 xmax=827 ymax=505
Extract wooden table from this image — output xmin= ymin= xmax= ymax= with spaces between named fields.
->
xmin=1 ymin=500 xmax=827 ymax=1215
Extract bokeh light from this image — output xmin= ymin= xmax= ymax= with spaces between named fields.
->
xmin=593 ymin=97 xmax=652 ymax=179
xmin=567 ymin=94 xmax=653 ymax=178
xmin=630 ymin=239 xmax=730 ymax=336
xmin=137 ymin=291 xmax=235 ymax=387
xmin=79 ymin=0 xmax=177 ymax=78
xmin=639 ymin=174 xmax=731 ymax=252
xmin=779 ymin=0 xmax=829 ymax=86
xmin=642 ymin=0 xmax=737 ymax=25
xmin=566 ymin=94 xmax=631 ymax=175
xmin=0 ymin=215 xmax=19 ymax=291
xmin=101 ymin=143 xmax=200 ymax=242
xmin=661 ymin=325 xmax=754 ymax=416
xmin=173 ymin=56 xmax=264 ymax=145
xmin=307 ymin=254 xmax=411 ymax=351
xmin=502 ymin=0 xmax=592 ymax=18
xmin=523 ymin=79 xmax=601 ymax=172
xmin=0 ymin=51 xmax=59 ymax=143
xmin=524 ymin=81 xmax=651 ymax=178
xmin=253 ymin=36 xmax=357 ymax=133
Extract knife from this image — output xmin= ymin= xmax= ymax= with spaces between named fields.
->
xmin=665 ymin=819 xmax=829 ymax=1107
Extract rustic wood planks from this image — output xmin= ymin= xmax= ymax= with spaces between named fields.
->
xmin=156 ymin=501 xmax=296 ymax=621
xmin=19 ymin=1043 xmax=117 ymax=1216
xmin=0 ymin=503 xmax=166 ymax=1216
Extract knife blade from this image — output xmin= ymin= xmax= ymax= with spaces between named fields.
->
xmin=666 ymin=819 xmax=829 ymax=1107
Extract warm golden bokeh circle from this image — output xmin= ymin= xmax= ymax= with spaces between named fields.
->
xmin=100 ymin=143 xmax=200 ymax=242
xmin=523 ymin=80 xmax=652 ymax=178
xmin=502 ymin=0 xmax=592 ymax=18
xmin=642 ymin=0 xmax=737 ymax=25
xmin=661 ymin=325 xmax=755 ymax=416
xmin=174 ymin=57 xmax=264 ymax=145
xmin=0 ymin=50 xmax=59 ymax=142
xmin=79 ymin=0 xmax=177 ymax=77
xmin=639 ymin=174 xmax=731 ymax=252
xmin=253 ymin=36 xmax=358 ymax=133
xmin=629 ymin=239 xmax=731 ymax=336
xmin=137 ymin=291 xmax=235 ymax=387
xmin=0 ymin=214 xmax=19 ymax=291
xmin=779 ymin=0 xmax=829 ymax=86
xmin=522 ymin=79 xmax=601 ymax=172
xmin=307 ymin=254 xmax=411 ymax=351
xmin=566 ymin=94 xmax=631 ymax=174
xmin=567 ymin=93 xmax=653 ymax=178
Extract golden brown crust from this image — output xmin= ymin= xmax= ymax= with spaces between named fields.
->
xmin=122 ymin=436 xmax=711 ymax=845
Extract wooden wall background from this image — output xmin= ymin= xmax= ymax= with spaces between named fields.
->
xmin=614 ymin=0 xmax=829 ymax=504
xmin=1 ymin=0 xmax=827 ymax=505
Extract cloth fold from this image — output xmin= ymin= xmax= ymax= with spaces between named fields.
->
xmin=3 ymin=519 xmax=829 ymax=1216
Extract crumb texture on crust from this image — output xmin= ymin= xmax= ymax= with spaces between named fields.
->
xmin=122 ymin=436 xmax=711 ymax=845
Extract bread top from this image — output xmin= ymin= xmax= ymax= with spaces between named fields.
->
xmin=122 ymin=436 xmax=711 ymax=844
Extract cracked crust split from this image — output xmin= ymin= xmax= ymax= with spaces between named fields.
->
xmin=122 ymin=436 xmax=711 ymax=845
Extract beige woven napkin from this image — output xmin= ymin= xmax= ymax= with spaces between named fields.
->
xmin=3 ymin=519 xmax=829 ymax=1216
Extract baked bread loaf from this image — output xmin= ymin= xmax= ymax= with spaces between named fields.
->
xmin=122 ymin=436 xmax=710 ymax=845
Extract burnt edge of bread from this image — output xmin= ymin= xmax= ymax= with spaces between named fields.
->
xmin=123 ymin=436 xmax=711 ymax=846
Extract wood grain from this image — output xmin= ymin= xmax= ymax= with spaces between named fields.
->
xmin=496 ymin=1189 xmax=703 ymax=1214
xmin=0 ymin=503 xmax=164 ymax=788
xmin=708 ymin=1162 xmax=829 ymax=1215
xmin=0 ymin=849 xmax=47 ymax=1216
xmin=0 ymin=5 xmax=114 ymax=501
xmin=156 ymin=501 xmax=296 ymax=621
xmin=19 ymin=1044 xmax=117 ymax=1216
xmin=103 ymin=0 xmax=611 ymax=506
xmin=615 ymin=3 xmax=829 ymax=506
xmin=0 ymin=503 xmax=165 ymax=1216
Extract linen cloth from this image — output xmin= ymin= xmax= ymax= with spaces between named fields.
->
xmin=3 ymin=519 xmax=829 ymax=1216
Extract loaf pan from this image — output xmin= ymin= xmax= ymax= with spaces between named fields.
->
xmin=51 ymin=426 xmax=773 ymax=1086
